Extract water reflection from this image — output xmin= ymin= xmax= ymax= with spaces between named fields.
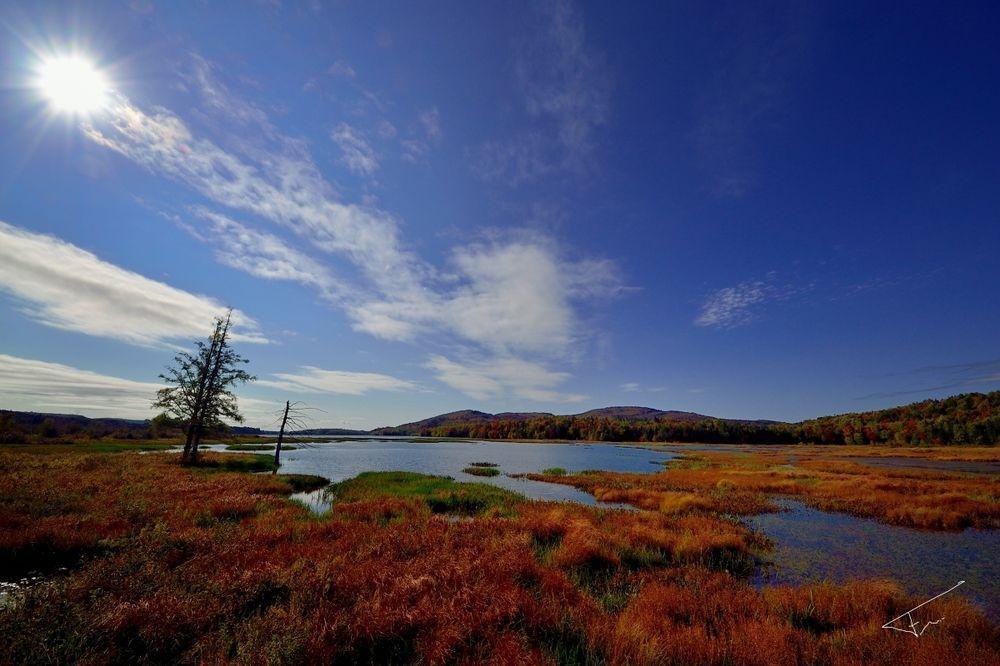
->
xmin=279 ymin=438 xmax=675 ymax=511
xmin=748 ymin=499 xmax=1000 ymax=622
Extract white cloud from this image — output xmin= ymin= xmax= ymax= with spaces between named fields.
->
xmin=695 ymin=273 xmax=810 ymax=329
xmin=327 ymin=60 xmax=356 ymax=79
xmin=0 ymin=353 xmax=278 ymax=426
xmin=258 ymin=366 xmax=418 ymax=395
xmin=515 ymin=0 xmax=609 ymax=167
xmin=0 ymin=354 xmax=160 ymax=419
xmin=425 ymin=354 xmax=586 ymax=403
xmin=183 ymin=207 xmax=348 ymax=303
xmin=0 ymin=221 xmax=265 ymax=347
xmin=376 ymin=120 xmax=397 ymax=139
xmin=474 ymin=0 xmax=610 ymax=184
xmin=419 ymin=107 xmax=441 ymax=140
xmin=620 ymin=382 xmax=640 ymax=392
xmin=76 ymin=65 xmax=626 ymax=408
xmin=695 ymin=280 xmax=769 ymax=329
xmin=330 ymin=123 xmax=379 ymax=176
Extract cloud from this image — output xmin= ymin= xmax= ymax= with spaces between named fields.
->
xmin=185 ymin=53 xmax=274 ymax=132
xmin=474 ymin=0 xmax=610 ymax=184
xmin=692 ymin=5 xmax=814 ymax=197
xmin=419 ymin=108 xmax=441 ymax=140
xmin=0 ymin=353 xmax=277 ymax=426
xmin=330 ymin=123 xmax=379 ymax=176
xmin=0 ymin=221 xmax=265 ymax=347
xmin=0 ymin=353 xmax=161 ymax=419
xmin=257 ymin=366 xmax=418 ymax=395
xmin=345 ymin=235 xmax=623 ymax=355
xmin=425 ymin=354 xmax=586 ymax=403
xmin=327 ymin=60 xmax=356 ymax=79
xmin=695 ymin=273 xmax=808 ymax=329
xmin=856 ymin=359 xmax=1000 ymax=400
xmin=376 ymin=120 xmax=397 ymax=139
xmin=620 ymin=382 xmax=640 ymax=392
xmin=695 ymin=280 xmax=770 ymax=329
xmin=77 ymin=62 xmax=625 ymax=405
xmin=82 ymin=95 xmax=428 ymax=306
xmin=182 ymin=207 xmax=348 ymax=303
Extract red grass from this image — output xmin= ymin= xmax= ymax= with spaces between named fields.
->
xmin=1 ymin=448 xmax=998 ymax=664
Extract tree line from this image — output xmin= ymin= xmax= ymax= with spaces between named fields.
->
xmin=381 ymin=391 xmax=1000 ymax=446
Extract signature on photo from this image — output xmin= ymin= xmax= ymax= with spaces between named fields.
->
xmin=882 ymin=580 xmax=966 ymax=637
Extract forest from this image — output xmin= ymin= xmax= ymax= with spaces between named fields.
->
xmin=383 ymin=391 xmax=1000 ymax=447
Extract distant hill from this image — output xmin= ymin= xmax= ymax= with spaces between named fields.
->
xmin=291 ymin=428 xmax=370 ymax=436
xmin=3 ymin=390 xmax=998 ymax=446
xmin=574 ymin=406 xmax=710 ymax=421
xmin=372 ymin=405 xmax=723 ymax=435
xmin=370 ymin=392 xmax=1000 ymax=446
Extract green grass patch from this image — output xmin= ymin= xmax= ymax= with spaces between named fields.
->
xmin=195 ymin=453 xmax=275 ymax=473
xmin=224 ymin=443 xmax=299 ymax=451
xmin=328 ymin=471 xmax=522 ymax=516
xmin=0 ymin=441 xmax=176 ymax=455
xmin=468 ymin=461 xmax=498 ymax=467
xmin=462 ymin=466 xmax=501 ymax=477
xmin=277 ymin=474 xmax=329 ymax=492
xmin=541 ymin=467 xmax=567 ymax=476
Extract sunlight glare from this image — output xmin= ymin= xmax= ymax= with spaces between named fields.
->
xmin=36 ymin=55 xmax=110 ymax=114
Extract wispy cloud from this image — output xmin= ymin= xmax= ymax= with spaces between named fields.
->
xmin=472 ymin=0 xmax=610 ymax=185
xmin=425 ymin=354 xmax=586 ymax=403
xmin=181 ymin=207 xmax=348 ymax=302
xmin=620 ymin=382 xmax=665 ymax=393
xmin=0 ymin=353 xmax=278 ymax=426
xmin=857 ymin=359 xmax=1000 ymax=400
xmin=79 ymin=57 xmax=622 ymax=401
xmin=327 ymin=60 xmax=356 ymax=79
xmin=330 ymin=122 xmax=379 ymax=176
xmin=0 ymin=220 xmax=265 ymax=347
xmin=257 ymin=366 xmax=418 ymax=395
xmin=0 ymin=353 xmax=161 ymax=419
xmin=693 ymin=5 xmax=814 ymax=197
xmin=695 ymin=273 xmax=809 ymax=329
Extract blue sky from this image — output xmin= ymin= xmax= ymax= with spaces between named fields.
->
xmin=1 ymin=1 xmax=998 ymax=429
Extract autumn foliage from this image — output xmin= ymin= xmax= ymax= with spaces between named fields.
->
xmin=1 ymin=447 xmax=998 ymax=664
xmin=528 ymin=450 xmax=1000 ymax=531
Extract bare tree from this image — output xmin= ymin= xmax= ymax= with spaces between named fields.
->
xmin=154 ymin=311 xmax=255 ymax=464
xmin=272 ymin=401 xmax=314 ymax=472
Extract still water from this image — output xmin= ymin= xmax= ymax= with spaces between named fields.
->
xmin=263 ymin=438 xmax=675 ymax=506
xmin=748 ymin=499 xmax=1000 ymax=622
xmin=205 ymin=438 xmax=998 ymax=622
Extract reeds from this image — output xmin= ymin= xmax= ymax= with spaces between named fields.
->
xmin=1 ymin=447 xmax=997 ymax=664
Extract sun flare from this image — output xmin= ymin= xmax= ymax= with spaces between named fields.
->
xmin=36 ymin=55 xmax=110 ymax=114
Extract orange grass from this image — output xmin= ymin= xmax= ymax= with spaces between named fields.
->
xmin=1 ymin=447 xmax=998 ymax=664
xmin=529 ymin=451 xmax=1000 ymax=531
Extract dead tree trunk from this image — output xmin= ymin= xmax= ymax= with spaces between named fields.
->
xmin=273 ymin=400 xmax=290 ymax=473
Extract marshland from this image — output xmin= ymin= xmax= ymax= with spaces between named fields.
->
xmin=1 ymin=433 xmax=997 ymax=664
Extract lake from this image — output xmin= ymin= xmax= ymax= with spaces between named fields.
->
xmin=201 ymin=438 xmax=999 ymax=622
xmin=248 ymin=438 xmax=676 ymax=507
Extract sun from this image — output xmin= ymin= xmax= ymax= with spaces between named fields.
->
xmin=35 ymin=55 xmax=110 ymax=114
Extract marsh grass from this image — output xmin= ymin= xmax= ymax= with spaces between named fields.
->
xmin=328 ymin=471 xmax=519 ymax=516
xmin=225 ymin=443 xmax=298 ymax=451
xmin=1 ymin=445 xmax=998 ymax=664
xmin=462 ymin=465 xmax=501 ymax=477
xmin=530 ymin=450 xmax=1000 ymax=531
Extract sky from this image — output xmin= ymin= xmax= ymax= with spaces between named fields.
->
xmin=0 ymin=1 xmax=998 ymax=430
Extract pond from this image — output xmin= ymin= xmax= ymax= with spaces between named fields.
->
xmin=747 ymin=499 xmax=1000 ymax=623
xmin=257 ymin=438 xmax=676 ymax=508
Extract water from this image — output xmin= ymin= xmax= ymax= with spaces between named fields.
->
xmin=274 ymin=438 xmax=676 ymax=509
xmin=748 ymin=499 xmax=1000 ymax=622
